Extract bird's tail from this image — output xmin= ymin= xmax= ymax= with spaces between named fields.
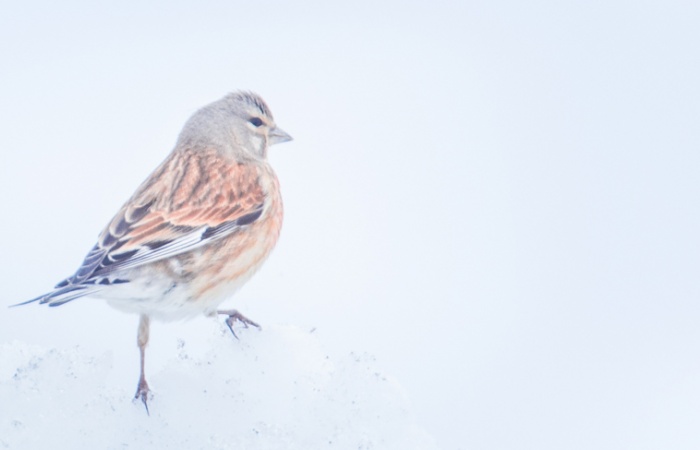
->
xmin=11 ymin=284 xmax=101 ymax=308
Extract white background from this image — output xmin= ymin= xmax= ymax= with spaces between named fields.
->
xmin=1 ymin=1 xmax=700 ymax=449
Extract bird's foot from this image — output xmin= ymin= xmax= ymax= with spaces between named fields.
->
xmin=134 ymin=377 xmax=152 ymax=415
xmin=217 ymin=309 xmax=261 ymax=339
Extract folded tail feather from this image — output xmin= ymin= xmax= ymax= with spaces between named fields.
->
xmin=12 ymin=284 xmax=101 ymax=308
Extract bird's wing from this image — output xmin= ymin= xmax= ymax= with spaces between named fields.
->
xmin=61 ymin=151 xmax=266 ymax=286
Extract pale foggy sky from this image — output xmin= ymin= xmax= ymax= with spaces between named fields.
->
xmin=1 ymin=1 xmax=700 ymax=449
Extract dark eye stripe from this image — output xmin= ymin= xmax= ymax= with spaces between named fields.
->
xmin=248 ymin=117 xmax=264 ymax=127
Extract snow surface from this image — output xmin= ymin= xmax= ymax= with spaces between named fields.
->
xmin=0 ymin=324 xmax=436 ymax=449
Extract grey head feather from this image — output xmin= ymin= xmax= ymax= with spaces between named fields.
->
xmin=175 ymin=91 xmax=289 ymax=160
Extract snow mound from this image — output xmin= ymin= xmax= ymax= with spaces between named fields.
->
xmin=0 ymin=325 xmax=436 ymax=449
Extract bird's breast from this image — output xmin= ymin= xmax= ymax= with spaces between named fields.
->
xmin=184 ymin=166 xmax=283 ymax=310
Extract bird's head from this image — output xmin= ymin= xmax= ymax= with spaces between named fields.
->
xmin=177 ymin=91 xmax=292 ymax=160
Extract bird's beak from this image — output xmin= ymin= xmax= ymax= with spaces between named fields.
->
xmin=269 ymin=126 xmax=293 ymax=146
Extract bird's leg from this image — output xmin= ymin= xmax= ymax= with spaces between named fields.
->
xmin=216 ymin=309 xmax=261 ymax=339
xmin=134 ymin=314 xmax=151 ymax=415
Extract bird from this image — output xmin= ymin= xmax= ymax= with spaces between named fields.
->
xmin=13 ymin=91 xmax=292 ymax=413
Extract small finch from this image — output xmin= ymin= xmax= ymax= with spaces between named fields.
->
xmin=15 ymin=91 xmax=292 ymax=413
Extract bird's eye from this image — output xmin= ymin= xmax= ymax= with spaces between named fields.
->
xmin=248 ymin=117 xmax=264 ymax=127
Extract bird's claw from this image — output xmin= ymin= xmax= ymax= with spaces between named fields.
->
xmin=134 ymin=378 xmax=152 ymax=415
xmin=217 ymin=309 xmax=261 ymax=339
